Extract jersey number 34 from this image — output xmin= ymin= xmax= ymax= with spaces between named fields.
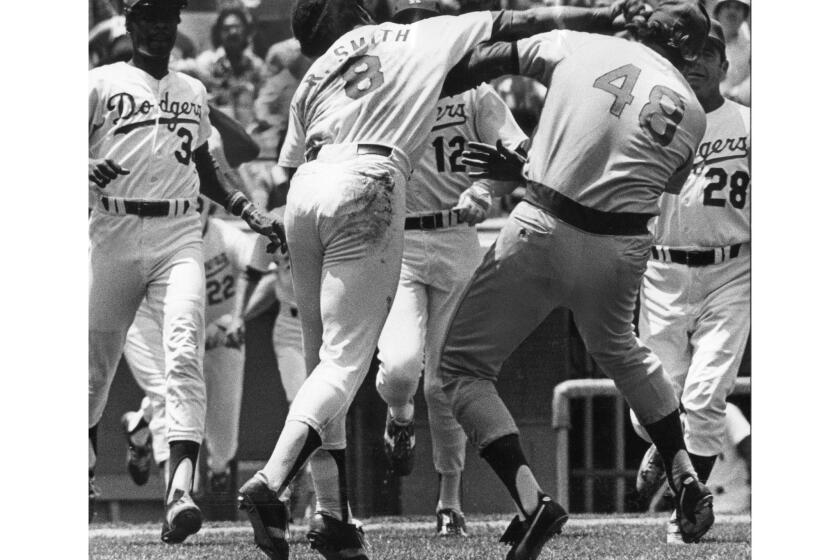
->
xmin=592 ymin=64 xmax=684 ymax=146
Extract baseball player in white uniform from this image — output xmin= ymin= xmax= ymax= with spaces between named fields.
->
xmin=234 ymin=2 xmax=640 ymax=559
xmin=88 ymin=0 xmax=284 ymax=543
xmin=631 ymin=19 xmax=751 ymax=544
xmin=375 ymin=1 xmax=529 ymax=537
xmin=437 ymin=2 xmax=719 ymax=556
xmin=121 ymin=192 xmax=268 ymax=503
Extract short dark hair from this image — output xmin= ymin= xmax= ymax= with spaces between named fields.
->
xmin=211 ymin=5 xmax=253 ymax=48
xmin=293 ymin=0 xmax=363 ymax=58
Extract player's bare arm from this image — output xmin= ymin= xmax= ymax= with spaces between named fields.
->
xmin=194 ymin=143 xmax=288 ymax=253
xmin=88 ymin=158 xmax=129 ymax=189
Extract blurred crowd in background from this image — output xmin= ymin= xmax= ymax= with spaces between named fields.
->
xmin=89 ymin=0 xmax=750 ymax=213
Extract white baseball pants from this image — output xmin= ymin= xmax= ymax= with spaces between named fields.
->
xmin=124 ymin=314 xmax=245 ymax=471
xmin=284 ymin=150 xmax=406 ymax=450
xmin=89 ymin=209 xmax=206 ymax=446
xmin=631 ymin=247 xmax=751 ymax=456
xmin=273 ymin=302 xmax=307 ymax=403
xmin=440 ymin=202 xmax=679 ymax=450
xmin=376 ymin=225 xmax=483 ymax=475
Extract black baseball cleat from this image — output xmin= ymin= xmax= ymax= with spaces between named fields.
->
xmin=161 ymin=489 xmax=203 ymax=544
xmin=238 ymin=475 xmax=290 ymax=560
xmin=436 ymin=508 xmax=468 ymax=537
xmin=500 ymin=495 xmax=569 ymax=560
xmin=636 ymin=444 xmax=667 ymax=504
xmin=306 ymin=511 xmax=369 ymax=560
xmin=383 ymin=411 xmax=415 ymax=476
xmin=121 ymin=411 xmax=153 ymax=486
xmin=674 ymin=474 xmax=715 ymax=543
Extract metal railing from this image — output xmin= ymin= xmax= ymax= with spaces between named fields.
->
xmin=551 ymin=377 xmax=751 ymax=512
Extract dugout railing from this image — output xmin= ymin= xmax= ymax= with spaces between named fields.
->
xmin=552 ymin=376 xmax=751 ymax=512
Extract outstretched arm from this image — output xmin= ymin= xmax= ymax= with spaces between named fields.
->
xmin=487 ymin=0 xmax=646 ymax=41
xmin=194 ymin=143 xmax=287 ymax=253
xmin=442 ymin=1 xmax=650 ymax=97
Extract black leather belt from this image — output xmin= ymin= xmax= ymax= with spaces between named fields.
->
xmin=651 ymin=244 xmax=743 ymax=267
xmin=405 ymin=210 xmax=463 ymax=230
xmin=305 ymin=143 xmax=394 ymax=162
xmin=100 ymin=197 xmax=190 ymax=217
xmin=524 ymin=181 xmax=653 ymax=236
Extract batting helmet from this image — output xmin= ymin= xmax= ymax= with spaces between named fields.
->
xmin=643 ymin=1 xmax=711 ymax=63
xmin=391 ymin=0 xmax=441 ymax=24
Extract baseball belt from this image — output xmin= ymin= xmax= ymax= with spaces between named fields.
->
xmin=651 ymin=244 xmax=744 ymax=267
xmin=304 ymin=143 xmax=394 ymax=163
xmin=99 ymin=196 xmax=193 ymax=217
xmin=405 ymin=210 xmax=464 ymax=230
xmin=524 ymin=181 xmax=654 ymax=236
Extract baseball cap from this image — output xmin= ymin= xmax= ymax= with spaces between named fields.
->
xmin=706 ymin=18 xmax=726 ymax=57
xmin=712 ymin=0 xmax=750 ymax=17
xmin=391 ymin=0 xmax=441 ymax=24
xmin=125 ymin=0 xmax=188 ymax=12
xmin=646 ymin=1 xmax=711 ymax=61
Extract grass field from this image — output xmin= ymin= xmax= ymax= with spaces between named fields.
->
xmin=89 ymin=513 xmax=750 ymax=560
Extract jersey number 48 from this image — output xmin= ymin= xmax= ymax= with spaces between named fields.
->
xmin=592 ymin=64 xmax=685 ymax=146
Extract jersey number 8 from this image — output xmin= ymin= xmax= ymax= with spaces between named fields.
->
xmin=342 ymin=55 xmax=384 ymax=100
xmin=592 ymin=64 xmax=685 ymax=146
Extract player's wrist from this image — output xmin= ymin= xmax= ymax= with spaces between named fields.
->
xmin=225 ymin=191 xmax=253 ymax=218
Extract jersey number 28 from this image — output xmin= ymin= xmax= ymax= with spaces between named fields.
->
xmin=592 ymin=64 xmax=685 ymax=146
xmin=342 ymin=55 xmax=384 ymax=100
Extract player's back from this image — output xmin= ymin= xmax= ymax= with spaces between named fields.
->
xmin=288 ymin=13 xmax=492 ymax=178
xmin=520 ymin=31 xmax=706 ymax=215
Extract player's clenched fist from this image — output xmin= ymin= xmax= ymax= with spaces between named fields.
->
xmin=453 ymin=184 xmax=492 ymax=226
xmin=89 ymin=158 xmax=129 ymax=189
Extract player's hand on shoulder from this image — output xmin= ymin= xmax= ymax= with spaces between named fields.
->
xmin=462 ymin=140 xmax=526 ymax=183
xmin=454 ymin=185 xmax=492 ymax=226
xmin=89 ymin=158 xmax=129 ymax=189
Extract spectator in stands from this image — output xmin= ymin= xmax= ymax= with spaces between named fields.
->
xmin=242 ymin=39 xmax=313 ymax=209
xmin=712 ymin=0 xmax=750 ymax=105
xmin=190 ymin=1 xmax=265 ymax=119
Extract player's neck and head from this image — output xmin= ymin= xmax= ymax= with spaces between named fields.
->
xmin=293 ymin=0 xmax=378 ymax=58
xmin=124 ymin=0 xmax=184 ymax=80
xmin=683 ymin=21 xmax=729 ymax=114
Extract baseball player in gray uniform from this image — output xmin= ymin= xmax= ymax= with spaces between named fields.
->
xmin=375 ymin=0 xmax=529 ymax=538
xmin=235 ymin=2 xmax=641 ymax=559
xmin=88 ymin=0 xmax=284 ymax=543
xmin=630 ymin=19 xmax=751 ymax=544
xmin=437 ymin=2 xmax=718 ymax=556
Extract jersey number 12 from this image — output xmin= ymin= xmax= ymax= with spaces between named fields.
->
xmin=592 ymin=64 xmax=685 ymax=146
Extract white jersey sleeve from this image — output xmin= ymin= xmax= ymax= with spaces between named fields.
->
xmin=277 ymin=99 xmax=306 ymax=168
xmin=515 ymin=30 xmax=574 ymax=88
xmin=473 ymin=83 xmax=528 ymax=150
